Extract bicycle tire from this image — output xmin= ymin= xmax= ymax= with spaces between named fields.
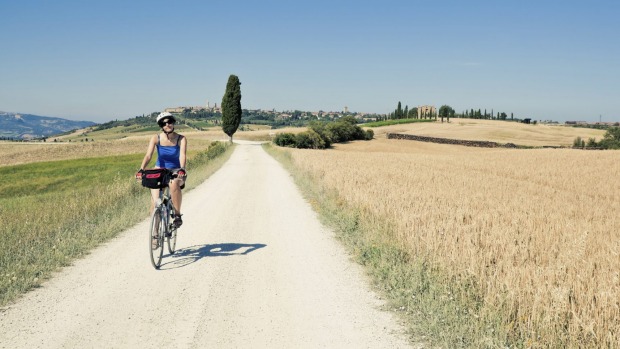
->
xmin=149 ymin=207 xmax=164 ymax=269
xmin=167 ymin=226 xmax=177 ymax=254
xmin=166 ymin=202 xmax=178 ymax=254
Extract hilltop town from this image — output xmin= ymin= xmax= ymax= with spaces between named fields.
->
xmin=164 ymin=103 xmax=383 ymax=123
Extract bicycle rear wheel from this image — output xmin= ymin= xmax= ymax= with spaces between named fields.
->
xmin=149 ymin=208 xmax=165 ymax=269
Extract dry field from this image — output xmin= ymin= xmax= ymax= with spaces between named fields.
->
xmin=0 ymin=126 xmax=297 ymax=167
xmin=283 ymin=135 xmax=620 ymax=347
xmin=370 ymin=119 xmax=607 ymax=147
xmin=0 ymin=124 xmax=306 ymax=167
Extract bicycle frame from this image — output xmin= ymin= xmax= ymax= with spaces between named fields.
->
xmin=149 ymin=182 xmax=179 ymax=269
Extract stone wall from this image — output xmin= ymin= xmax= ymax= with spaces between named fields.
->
xmin=386 ymin=133 xmax=519 ymax=148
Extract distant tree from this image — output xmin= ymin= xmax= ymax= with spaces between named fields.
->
xmin=599 ymin=127 xmax=620 ymax=149
xmin=221 ymin=74 xmax=242 ymax=142
xmin=404 ymin=105 xmax=409 ymax=119
xmin=396 ymin=101 xmax=403 ymax=119
xmin=438 ymin=105 xmax=455 ymax=123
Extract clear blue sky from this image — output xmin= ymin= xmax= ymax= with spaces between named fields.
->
xmin=1 ymin=0 xmax=618 ymax=123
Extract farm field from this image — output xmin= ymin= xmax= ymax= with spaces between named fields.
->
xmin=274 ymin=127 xmax=620 ymax=347
xmin=2 ymin=119 xmax=617 ymax=347
xmin=368 ymin=118 xmax=607 ymax=147
xmin=0 ymin=125 xmax=303 ymax=167
xmin=0 ymin=139 xmax=233 ymax=307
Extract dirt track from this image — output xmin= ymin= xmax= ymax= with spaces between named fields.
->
xmin=0 ymin=142 xmax=413 ymax=348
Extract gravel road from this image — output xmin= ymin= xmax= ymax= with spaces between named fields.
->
xmin=0 ymin=142 xmax=413 ymax=348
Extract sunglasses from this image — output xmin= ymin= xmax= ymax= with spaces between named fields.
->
xmin=160 ymin=119 xmax=175 ymax=126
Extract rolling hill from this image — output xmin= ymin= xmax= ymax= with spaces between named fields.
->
xmin=0 ymin=111 xmax=96 ymax=139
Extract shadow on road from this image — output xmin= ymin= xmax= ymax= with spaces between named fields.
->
xmin=160 ymin=243 xmax=267 ymax=270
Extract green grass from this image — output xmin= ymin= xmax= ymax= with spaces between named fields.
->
xmin=0 ymin=154 xmax=141 ymax=197
xmin=186 ymin=120 xmax=218 ymax=129
xmin=59 ymin=124 xmax=195 ymax=141
xmin=362 ymin=118 xmax=435 ymax=127
xmin=0 ymin=141 xmax=234 ymax=306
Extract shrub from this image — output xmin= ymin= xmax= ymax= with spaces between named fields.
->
xmin=327 ymin=122 xmax=356 ymax=143
xmin=308 ymin=121 xmax=333 ymax=148
xmin=599 ymin=127 xmax=620 ymax=149
xmin=586 ymin=138 xmax=598 ymax=148
xmin=274 ymin=133 xmax=297 ymax=147
xmin=274 ymin=117 xmax=373 ymax=149
xmin=295 ymin=129 xmax=326 ymax=149
xmin=205 ymin=141 xmax=227 ymax=159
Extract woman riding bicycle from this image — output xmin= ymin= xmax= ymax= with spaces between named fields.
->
xmin=136 ymin=112 xmax=187 ymax=228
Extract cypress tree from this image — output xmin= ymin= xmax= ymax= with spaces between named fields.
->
xmin=221 ymin=74 xmax=242 ymax=142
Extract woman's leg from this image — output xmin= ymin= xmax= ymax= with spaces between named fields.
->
xmin=149 ymin=188 xmax=159 ymax=214
xmin=169 ymin=178 xmax=183 ymax=216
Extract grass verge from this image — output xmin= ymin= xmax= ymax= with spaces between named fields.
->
xmin=0 ymin=141 xmax=233 ymax=307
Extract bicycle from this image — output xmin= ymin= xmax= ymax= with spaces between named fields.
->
xmin=141 ymin=169 xmax=180 ymax=269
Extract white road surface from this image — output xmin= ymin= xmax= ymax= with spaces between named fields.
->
xmin=0 ymin=142 xmax=413 ymax=348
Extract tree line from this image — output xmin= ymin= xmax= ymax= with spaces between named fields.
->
xmin=385 ymin=102 xmax=518 ymax=122
xmin=573 ymin=127 xmax=620 ymax=149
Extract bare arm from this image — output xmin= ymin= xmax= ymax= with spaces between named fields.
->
xmin=139 ymin=134 xmax=158 ymax=169
xmin=179 ymin=136 xmax=187 ymax=169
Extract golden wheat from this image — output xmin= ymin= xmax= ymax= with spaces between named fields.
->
xmin=369 ymin=119 xmax=607 ymax=147
xmin=284 ymin=137 xmax=620 ymax=347
xmin=0 ymin=134 xmax=222 ymax=167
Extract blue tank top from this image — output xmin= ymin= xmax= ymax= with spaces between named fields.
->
xmin=156 ymin=134 xmax=182 ymax=169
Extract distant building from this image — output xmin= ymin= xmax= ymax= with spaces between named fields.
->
xmin=418 ymin=105 xmax=436 ymax=118
xmin=164 ymin=107 xmax=186 ymax=113
xmin=165 ymin=106 xmax=208 ymax=114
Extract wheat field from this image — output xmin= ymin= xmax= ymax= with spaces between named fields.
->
xmin=0 ymin=132 xmax=229 ymax=167
xmin=0 ymin=126 xmax=305 ymax=167
xmin=283 ymin=135 xmax=620 ymax=347
xmin=369 ymin=119 xmax=607 ymax=147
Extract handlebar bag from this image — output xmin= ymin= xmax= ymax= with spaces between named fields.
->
xmin=141 ymin=169 xmax=171 ymax=189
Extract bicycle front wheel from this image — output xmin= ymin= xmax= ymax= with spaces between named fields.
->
xmin=167 ymin=224 xmax=177 ymax=254
xmin=166 ymin=201 xmax=178 ymax=254
xmin=149 ymin=208 xmax=165 ymax=269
